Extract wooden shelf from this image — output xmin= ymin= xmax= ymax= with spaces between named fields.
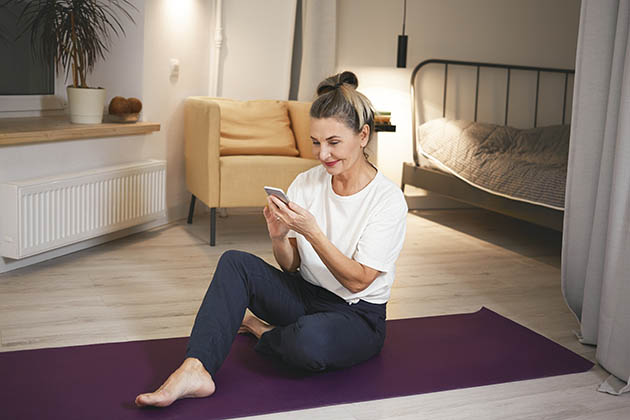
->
xmin=0 ymin=115 xmax=160 ymax=146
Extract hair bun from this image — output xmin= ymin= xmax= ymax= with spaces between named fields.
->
xmin=338 ymin=71 xmax=358 ymax=89
xmin=316 ymin=71 xmax=360 ymax=96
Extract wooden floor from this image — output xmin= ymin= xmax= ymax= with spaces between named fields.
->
xmin=1 ymin=208 xmax=628 ymax=419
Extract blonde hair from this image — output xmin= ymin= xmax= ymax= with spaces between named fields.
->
xmin=310 ymin=71 xmax=375 ymax=145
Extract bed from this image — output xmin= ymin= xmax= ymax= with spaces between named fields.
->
xmin=401 ymin=59 xmax=575 ymax=231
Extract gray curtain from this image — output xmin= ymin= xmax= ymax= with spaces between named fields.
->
xmin=561 ymin=0 xmax=630 ymax=395
xmin=289 ymin=0 xmax=336 ymax=101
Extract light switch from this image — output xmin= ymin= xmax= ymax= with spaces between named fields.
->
xmin=169 ymin=59 xmax=180 ymax=78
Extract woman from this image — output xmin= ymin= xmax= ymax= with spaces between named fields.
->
xmin=135 ymin=71 xmax=408 ymax=408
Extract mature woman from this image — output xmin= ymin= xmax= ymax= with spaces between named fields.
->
xmin=135 ymin=71 xmax=408 ymax=408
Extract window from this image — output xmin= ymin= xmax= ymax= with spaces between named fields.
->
xmin=0 ymin=2 xmax=64 ymax=113
xmin=0 ymin=3 xmax=54 ymax=95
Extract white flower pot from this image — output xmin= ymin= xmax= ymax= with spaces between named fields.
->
xmin=67 ymin=87 xmax=106 ymax=124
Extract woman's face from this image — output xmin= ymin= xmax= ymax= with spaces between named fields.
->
xmin=310 ymin=117 xmax=369 ymax=176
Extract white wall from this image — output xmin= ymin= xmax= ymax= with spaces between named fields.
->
xmin=0 ymin=0 xmax=213 ymax=273
xmin=218 ymin=0 xmax=296 ymax=100
xmin=336 ymin=0 xmax=581 ymax=188
xmin=142 ymin=0 xmax=212 ymax=210
xmin=90 ymin=1 xmax=145 ymax=105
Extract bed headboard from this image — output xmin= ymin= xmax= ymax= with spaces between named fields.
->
xmin=410 ymin=59 xmax=575 ymax=165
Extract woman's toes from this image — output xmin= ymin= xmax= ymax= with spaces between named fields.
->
xmin=135 ymin=393 xmax=153 ymax=407
xmin=135 ymin=388 xmax=174 ymax=407
xmin=141 ymin=390 xmax=172 ymax=407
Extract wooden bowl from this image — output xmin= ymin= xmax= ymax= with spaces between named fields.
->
xmin=108 ymin=113 xmax=140 ymax=123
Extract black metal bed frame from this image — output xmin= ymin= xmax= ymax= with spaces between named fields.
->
xmin=403 ymin=59 xmax=575 ymax=231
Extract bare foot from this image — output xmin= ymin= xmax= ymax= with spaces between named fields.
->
xmin=238 ymin=313 xmax=275 ymax=339
xmin=135 ymin=357 xmax=215 ymax=408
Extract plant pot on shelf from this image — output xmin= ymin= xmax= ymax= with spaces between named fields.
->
xmin=67 ymin=86 xmax=106 ymax=124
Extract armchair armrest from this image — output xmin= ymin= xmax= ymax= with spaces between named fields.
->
xmin=184 ymin=97 xmax=221 ymax=208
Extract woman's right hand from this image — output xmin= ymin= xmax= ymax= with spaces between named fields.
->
xmin=263 ymin=197 xmax=290 ymax=240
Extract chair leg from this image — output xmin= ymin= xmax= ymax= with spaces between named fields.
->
xmin=187 ymin=194 xmax=197 ymax=224
xmin=210 ymin=207 xmax=216 ymax=246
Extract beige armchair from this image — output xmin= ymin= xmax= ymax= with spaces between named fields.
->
xmin=184 ymin=97 xmax=320 ymax=245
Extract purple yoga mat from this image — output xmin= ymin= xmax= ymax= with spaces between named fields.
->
xmin=0 ymin=307 xmax=592 ymax=420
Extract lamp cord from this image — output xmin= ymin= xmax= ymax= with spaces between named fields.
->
xmin=402 ymin=0 xmax=407 ymax=36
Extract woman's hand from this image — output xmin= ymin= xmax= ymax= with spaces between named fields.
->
xmin=268 ymin=196 xmax=322 ymax=241
xmin=263 ymin=198 xmax=291 ymax=239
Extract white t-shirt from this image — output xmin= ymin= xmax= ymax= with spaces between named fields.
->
xmin=286 ymin=165 xmax=408 ymax=304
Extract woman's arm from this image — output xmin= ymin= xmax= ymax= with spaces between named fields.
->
xmin=272 ymin=237 xmax=300 ymax=272
xmin=269 ymin=196 xmax=379 ymax=293
xmin=306 ymin=230 xmax=380 ymax=293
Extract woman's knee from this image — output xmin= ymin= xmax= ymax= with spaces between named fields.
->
xmin=291 ymin=342 xmax=328 ymax=372
xmin=287 ymin=315 xmax=383 ymax=372
xmin=287 ymin=320 xmax=333 ymax=372
xmin=218 ymin=249 xmax=251 ymax=266
xmin=216 ymin=250 xmax=258 ymax=276
xmin=214 ymin=250 xmax=268 ymax=296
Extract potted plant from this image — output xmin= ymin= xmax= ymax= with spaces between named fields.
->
xmin=12 ymin=0 xmax=136 ymax=124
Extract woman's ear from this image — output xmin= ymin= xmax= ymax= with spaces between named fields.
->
xmin=360 ymin=124 xmax=371 ymax=147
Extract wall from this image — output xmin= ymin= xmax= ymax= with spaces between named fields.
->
xmin=0 ymin=0 xmax=213 ymax=273
xmin=218 ymin=0 xmax=296 ymax=100
xmin=142 ymin=0 xmax=211 ymax=211
xmin=336 ymin=0 xmax=581 ymax=189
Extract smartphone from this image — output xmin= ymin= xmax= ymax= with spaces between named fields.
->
xmin=263 ymin=186 xmax=290 ymax=204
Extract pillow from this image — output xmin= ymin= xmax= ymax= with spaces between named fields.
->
xmin=287 ymin=101 xmax=317 ymax=159
xmin=218 ymin=99 xmax=299 ymax=156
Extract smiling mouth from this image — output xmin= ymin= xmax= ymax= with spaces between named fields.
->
xmin=324 ymin=160 xmax=339 ymax=167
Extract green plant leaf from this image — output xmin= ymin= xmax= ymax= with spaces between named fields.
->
xmin=11 ymin=0 xmax=137 ymax=88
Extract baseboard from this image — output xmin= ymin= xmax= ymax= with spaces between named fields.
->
xmin=0 ymin=203 xmax=188 ymax=274
xmin=405 ymin=193 xmax=473 ymax=210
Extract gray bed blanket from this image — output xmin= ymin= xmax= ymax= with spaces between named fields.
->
xmin=417 ymin=118 xmax=570 ymax=210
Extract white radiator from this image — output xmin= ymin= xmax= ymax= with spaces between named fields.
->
xmin=0 ymin=160 xmax=166 ymax=259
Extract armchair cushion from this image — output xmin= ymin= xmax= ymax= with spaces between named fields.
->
xmin=287 ymin=101 xmax=316 ymax=159
xmin=218 ymin=99 xmax=300 ymax=157
xmin=219 ymin=155 xmax=320 ymax=207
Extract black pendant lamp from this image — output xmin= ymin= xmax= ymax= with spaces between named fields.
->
xmin=397 ymin=0 xmax=408 ymax=68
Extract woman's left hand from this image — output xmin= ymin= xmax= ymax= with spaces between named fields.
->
xmin=268 ymin=196 xmax=321 ymax=240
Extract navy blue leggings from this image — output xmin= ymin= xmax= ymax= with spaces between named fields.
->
xmin=185 ymin=250 xmax=386 ymax=376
